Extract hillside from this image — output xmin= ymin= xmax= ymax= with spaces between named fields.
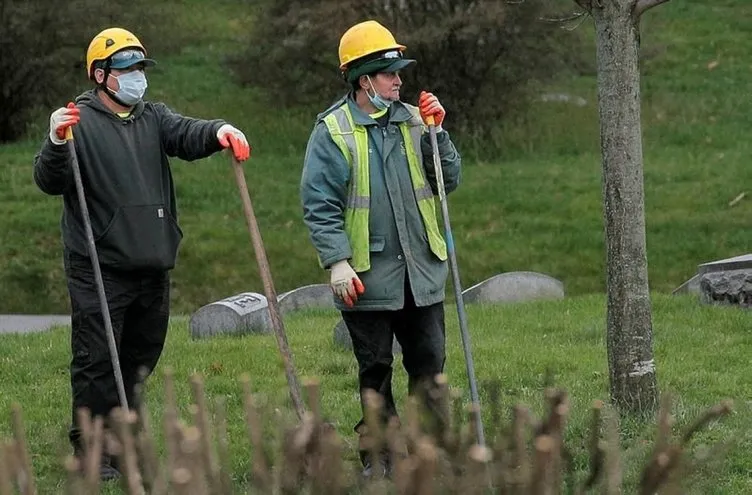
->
xmin=0 ymin=0 xmax=748 ymax=314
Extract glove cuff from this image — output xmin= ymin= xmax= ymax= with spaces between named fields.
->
xmin=49 ymin=132 xmax=66 ymax=146
xmin=216 ymin=123 xmax=232 ymax=139
xmin=330 ymin=259 xmax=351 ymax=270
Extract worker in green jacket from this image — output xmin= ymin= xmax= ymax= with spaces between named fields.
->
xmin=299 ymin=20 xmax=461 ymax=478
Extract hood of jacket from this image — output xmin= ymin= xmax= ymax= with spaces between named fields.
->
xmin=74 ymin=88 xmax=147 ymax=122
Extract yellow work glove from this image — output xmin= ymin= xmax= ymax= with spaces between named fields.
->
xmin=330 ymin=260 xmax=365 ymax=308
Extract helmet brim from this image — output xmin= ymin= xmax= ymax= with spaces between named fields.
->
xmin=380 ymin=58 xmax=415 ymax=73
xmin=345 ymin=57 xmax=415 ymax=83
xmin=110 ymin=57 xmax=156 ymax=70
xmin=108 ymin=48 xmax=157 ymax=70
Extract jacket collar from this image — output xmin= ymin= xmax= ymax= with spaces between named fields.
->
xmin=75 ymin=88 xmax=146 ymax=121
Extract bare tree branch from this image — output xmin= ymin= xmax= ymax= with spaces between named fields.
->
xmin=634 ymin=0 xmax=670 ymax=18
xmin=539 ymin=10 xmax=588 ymax=24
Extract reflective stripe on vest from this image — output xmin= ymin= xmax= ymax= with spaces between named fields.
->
xmin=322 ymin=103 xmax=447 ymax=272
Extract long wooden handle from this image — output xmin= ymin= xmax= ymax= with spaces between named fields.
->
xmin=66 ymin=126 xmax=130 ymax=413
xmin=231 ymin=156 xmax=306 ymax=420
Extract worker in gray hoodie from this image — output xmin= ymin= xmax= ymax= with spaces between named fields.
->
xmin=33 ymin=27 xmax=250 ymax=481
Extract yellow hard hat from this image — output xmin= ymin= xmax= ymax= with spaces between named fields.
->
xmin=338 ymin=20 xmax=406 ymax=70
xmin=86 ymin=27 xmax=156 ymax=80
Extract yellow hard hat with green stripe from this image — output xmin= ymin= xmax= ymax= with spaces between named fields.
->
xmin=338 ymin=21 xmax=415 ymax=82
xmin=338 ymin=20 xmax=407 ymax=69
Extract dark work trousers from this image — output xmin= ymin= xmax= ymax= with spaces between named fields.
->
xmin=63 ymin=248 xmax=170 ymax=453
xmin=341 ymin=279 xmax=446 ymax=464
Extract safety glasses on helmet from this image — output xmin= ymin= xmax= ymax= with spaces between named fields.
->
xmin=362 ymin=49 xmax=403 ymax=64
xmin=109 ymin=49 xmax=156 ymax=70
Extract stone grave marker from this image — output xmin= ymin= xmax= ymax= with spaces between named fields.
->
xmin=697 ymin=253 xmax=752 ymax=307
xmin=278 ymin=284 xmax=335 ymax=315
xmin=462 ymin=271 xmax=565 ymax=304
xmin=189 ymin=292 xmax=272 ymax=339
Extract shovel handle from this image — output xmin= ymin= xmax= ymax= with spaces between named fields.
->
xmin=65 ymin=124 xmax=130 ymax=413
xmin=230 ymin=156 xmax=306 ymax=420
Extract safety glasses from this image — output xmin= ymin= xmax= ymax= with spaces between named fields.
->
xmin=109 ymin=49 xmax=154 ymax=69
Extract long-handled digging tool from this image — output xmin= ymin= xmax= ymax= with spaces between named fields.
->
xmin=426 ymin=116 xmax=486 ymax=447
xmin=65 ymin=127 xmax=129 ymax=412
xmin=230 ymin=155 xmax=306 ymax=420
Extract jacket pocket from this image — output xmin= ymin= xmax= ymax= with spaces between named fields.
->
xmin=369 ymin=236 xmax=386 ymax=253
xmin=96 ymin=204 xmax=183 ymax=270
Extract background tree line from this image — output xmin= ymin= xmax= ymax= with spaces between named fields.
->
xmin=1 ymin=0 xmax=589 ymax=143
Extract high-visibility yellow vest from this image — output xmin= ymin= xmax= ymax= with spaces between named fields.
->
xmin=322 ymin=102 xmax=447 ymax=272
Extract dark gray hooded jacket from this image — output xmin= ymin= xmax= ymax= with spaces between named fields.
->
xmin=33 ymin=89 xmax=226 ymax=271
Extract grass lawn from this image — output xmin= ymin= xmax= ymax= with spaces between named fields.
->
xmin=1 ymin=1 xmax=750 ymax=491
xmin=0 ymin=293 xmax=749 ymax=493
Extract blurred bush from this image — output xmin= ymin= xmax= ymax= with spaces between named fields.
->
xmin=229 ymin=0 xmax=590 ymax=135
xmin=0 ymin=0 xmax=185 ymax=142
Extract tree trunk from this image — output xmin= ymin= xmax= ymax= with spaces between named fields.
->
xmin=592 ymin=0 xmax=658 ymax=414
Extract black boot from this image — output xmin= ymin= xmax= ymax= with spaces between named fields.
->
xmin=99 ymin=454 xmax=122 ymax=482
xmin=360 ymin=450 xmax=391 ymax=479
xmin=72 ymin=447 xmax=121 ymax=482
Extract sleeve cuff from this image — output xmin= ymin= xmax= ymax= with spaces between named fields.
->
xmin=320 ymin=250 xmax=352 ymax=270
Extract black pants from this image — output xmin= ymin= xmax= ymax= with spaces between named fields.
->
xmin=63 ymin=248 xmax=170 ymax=452
xmin=341 ymin=283 xmax=446 ymax=461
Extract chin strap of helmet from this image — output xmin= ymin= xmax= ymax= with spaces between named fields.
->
xmin=95 ymin=59 xmax=132 ymax=108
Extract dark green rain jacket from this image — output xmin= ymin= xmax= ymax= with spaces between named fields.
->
xmin=300 ymin=93 xmax=462 ymax=311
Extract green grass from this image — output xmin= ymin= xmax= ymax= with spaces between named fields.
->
xmin=1 ymin=2 xmax=750 ymax=492
xmin=0 ymin=293 xmax=750 ymax=493
xmin=1 ymin=0 xmax=751 ymax=314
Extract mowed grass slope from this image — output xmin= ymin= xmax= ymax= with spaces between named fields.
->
xmin=0 ymin=2 xmax=750 ymax=493
xmin=0 ymin=0 xmax=750 ymax=314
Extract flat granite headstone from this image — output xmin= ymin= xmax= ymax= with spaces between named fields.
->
xmin=698 ymin=254 xmax=752 ymax=307
xmin=461 ymin=271 xmax=565 ymax=304
xmin=333 ymin=319 xmax=402 ymax=354
xmin=278 ymin=284 xmax=335 ymax=315
xmin=190 ymin=292 xmax=272 ymax=339
xmin=698 ymin=254 xmax=752 ymax=275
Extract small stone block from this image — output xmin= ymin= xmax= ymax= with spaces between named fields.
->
xmin=699 ymin=269 xmax=752 ymax=307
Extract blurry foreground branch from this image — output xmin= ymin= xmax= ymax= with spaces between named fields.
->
xmin=0 ymin=372 xmax=734 ymax=494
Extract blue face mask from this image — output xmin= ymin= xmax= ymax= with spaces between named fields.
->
xmin=110 ymin=70 xmax=148 ymax=106
xmin=366 ymin=76 xmax=392 ymax=111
